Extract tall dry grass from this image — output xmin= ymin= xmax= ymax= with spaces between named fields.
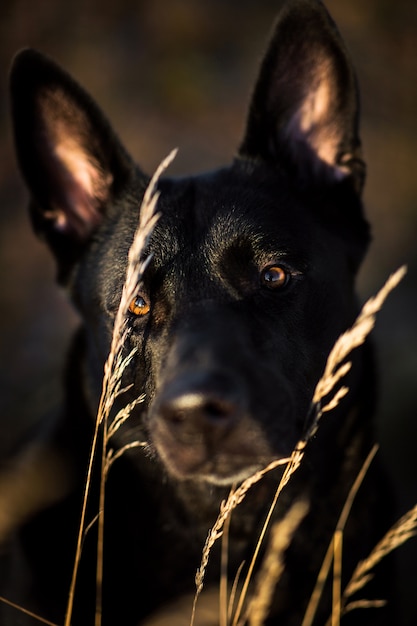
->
xmin=247 ymin=499 xmax=310 ymax=626
xmin=65 ymin=148 xmax=178 ymax=626
xmin=0 ymin=149 xmax=176 ymax=626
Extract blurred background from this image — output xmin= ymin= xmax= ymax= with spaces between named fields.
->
xmin=0 ymin=0 xmax=416 ymax=623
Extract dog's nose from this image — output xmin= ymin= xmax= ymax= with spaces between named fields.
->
xmin=154 ymin=373 xmax=243 ymax=436
xmin=159 ymin=391 xmax=238 ymax=427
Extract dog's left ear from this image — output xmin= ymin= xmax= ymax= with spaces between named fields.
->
xmin=239 ymin=0 xmax=365 ymax=193
xmin=10 ymin=49 xmax=138 ymax=281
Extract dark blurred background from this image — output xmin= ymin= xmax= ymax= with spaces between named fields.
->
xmin=0 ymin=0 xmax=416 ymax=623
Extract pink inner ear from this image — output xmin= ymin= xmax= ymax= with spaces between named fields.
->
xmin=285 ymin=56 xmax=354 ymax=180
xmin=39 ymin=89 xmax=113 ymax=240
xmin=52 ymin=137 xmax=112 ymax=238
xmin=55 ymin=139 xmax=103 ymax=203
xmin=44 ymin=137 xmax=112 ymax=239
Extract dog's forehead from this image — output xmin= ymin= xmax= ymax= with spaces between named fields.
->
xmin=151 ymin=164 xmax=316 ymax=264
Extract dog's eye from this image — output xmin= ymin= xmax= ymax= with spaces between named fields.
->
xmin=261 ymin=265 xmax=289 ymax=289
xmin=128 ymin=295 xmax=150 ymax=316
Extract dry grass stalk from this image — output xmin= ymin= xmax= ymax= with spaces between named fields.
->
xmin=194 ymin=459 xmax=291 ymax=593
xmin=106 ymin=394 xmax=145 ymax=440
xmin=231 ymin=443 xmax=307 ymax=626
xmin=219 ymin=512 xmax=232 ymax=626
xmin=343 ymin=503 xmax=417 ymax=604
xmin=96 ymin=148 xmax=178 ymax=626
xmin=227 ymin=561 xmax=246 ymax=624
xmin=190 ymin=457 xmax=290 ymax=626
xmin=311 ymin=265 xmax=407 ymax=431
xmin=247 ymin=500 xmax=309 ymax=626
xmin=105 ymin=440 xmax=147 ymax=473
xmin=301 ymin=444 xmax=379 ymax=626
xmin=331 ymin=529 xmax=343 ymax=626
xmin=343 ymin=599 xmax=386 ymax=614
xmin=0 ymin=596 xmax=58 ymax=626
xmin=64 ymin=148 xmax=177 ymax=626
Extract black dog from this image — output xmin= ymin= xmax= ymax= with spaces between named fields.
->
xmin=4 ymin=0 xmax=395 ymax=624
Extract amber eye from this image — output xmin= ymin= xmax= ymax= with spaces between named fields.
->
xmin=128 ymin=295 xmax=150 ymax=316
xmin=261 ymin=265 xmax=289 ymax=289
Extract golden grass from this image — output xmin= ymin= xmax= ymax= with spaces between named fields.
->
xmin=247 ymin=499 xmax=309 ymax=626
xmin=192 ymin=457 xmax=292 ymax=626
xmin=0 ymin=595 xmax=57 ymax=626
xmin=64 ymin=148 xmax=178 ymax=626
xmin=301 ymin=444 xmax=379 ymax=626
xmin=311 ymin=266 xmax=407 ymax=430
xmin=230 ymin=443 xmax=307 ymax=626
xmin=343 ymin=504 xmax=417 ymax=611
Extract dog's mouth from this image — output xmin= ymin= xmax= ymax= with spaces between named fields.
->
xmin=153 ymin=437 xmax=284 ymax=486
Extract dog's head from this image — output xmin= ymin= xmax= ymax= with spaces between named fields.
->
xmin=10 ymin=0 xmax=370 ymax=485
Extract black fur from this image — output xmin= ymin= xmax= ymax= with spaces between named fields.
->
xmin=4 ymin=1 xmax=395 ymax=624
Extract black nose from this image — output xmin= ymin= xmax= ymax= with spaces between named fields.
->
xmin=154 ymin=373 xmax=243 ymax=436
xmin=161 ymin=390 xmax=237 ymax=425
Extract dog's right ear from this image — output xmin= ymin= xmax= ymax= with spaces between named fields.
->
xmin=239 ymin=0 xmax=365 ymax=193
xmin=10 ymin=49 xmax=141 ymax=282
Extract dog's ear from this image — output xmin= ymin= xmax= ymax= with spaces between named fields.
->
xmin=239 ymin=0 xmax=365 ymax=193
xmin=10 ymin=49 xmax=138 ymax=281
